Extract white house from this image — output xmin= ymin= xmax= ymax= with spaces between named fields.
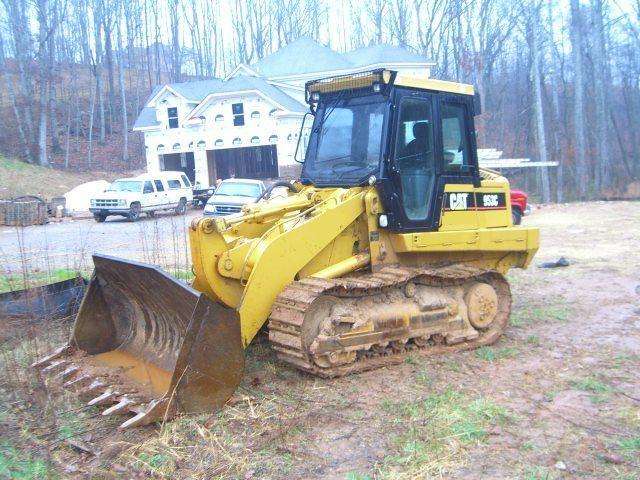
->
xmin=133 ymin=38 xmax=434 ymax=188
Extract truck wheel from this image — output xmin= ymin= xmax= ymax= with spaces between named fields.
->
xmin=512 ymin=208 xmax=522 ymax=225
xmin=128 ymin=203 xmax=141 ymax=222
xmin=93 ymin=213 xmax=107 ymax=223
xmin=175 ymin=198 xmax=187 ymax=215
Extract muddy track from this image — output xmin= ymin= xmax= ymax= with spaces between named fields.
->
xmin=268 ymin=263 xmax=512 ymax=378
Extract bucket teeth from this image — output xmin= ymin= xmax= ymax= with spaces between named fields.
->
xmin=63 ymin=374 xmax=92 ymax=389
xmin=31 ymin=345 xmax=71 ymax=369
xmin=119 ymin=400 xmax=164 ymax=429
xmin=56 ymin=365 xmax=80 ymax=382
xmin=102 ymin=397 xmax=138 ymax=416
xmin=79 ymin=380 xmax=107 ymax=400
xmin=87 ymin=389 xmax=118 ymax=406
xmin=42 ymin=359 xmax=69 ymax=374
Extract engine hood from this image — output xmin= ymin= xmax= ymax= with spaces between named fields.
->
xmin=208 ymin=194 xmax=257 ymax=206
xmin=93 ymin=191 xmax=140 ymax=201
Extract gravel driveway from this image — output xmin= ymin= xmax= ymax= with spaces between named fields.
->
xmin=0 ymin=209 xmax=202 ymax=275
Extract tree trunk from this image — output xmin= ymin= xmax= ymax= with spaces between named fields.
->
xmin=169 ymin=0 xmax=181 ymax=81
xmin=528 ymin=5 xmax=551 ymax=203
xmin=104 ymin=20 xmax=116 ymax=136
xmin=570 ymin=0 xmax=588 ymax=199
xmin=591 ymin=0 xmax=611 ymax=193
xmin=87 ymin=80 xmax=96 ymax=167
xmin=547 ymin=0 xmax=564 ymax=202
xmin=93 ymin=0 xmax=106 ymax=145
xmin=117 ymin=9 xmax=128 ymax=163
xmin=0 ymin=30 xmax=33 ymax=162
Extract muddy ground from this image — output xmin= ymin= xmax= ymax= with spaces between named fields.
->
xmin=1 ymin=201 xmax=639 ymax=479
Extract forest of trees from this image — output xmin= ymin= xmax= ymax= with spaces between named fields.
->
xmin=0 ymin=0 xmax=639 ymax=201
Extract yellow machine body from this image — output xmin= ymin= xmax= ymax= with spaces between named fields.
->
xmin=35 ymin=70 xmax=539 ymax=428
xmin=190 ymin=174 xmax=538 ymax=347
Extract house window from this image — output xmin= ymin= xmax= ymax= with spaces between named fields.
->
xmin=215 ymin=114 xmax=224 ymax=123
xmin=157 ymin=144 xmax=165 ymax=153
xmin=232 ymin=103 xmax=244 ymax=126
xmin=172 ymin=143 xmax=181 ymax=151
xmin=251 ymin=136 xmax=260 ymax=144
xmin=167 ymin=107 xmax=179 ymax=129
xmin=287 ymin=133 xmax=293 ymax=142
xmin=215 ymin=139 xmax=224 ymax=147
xmin=251 ymin=111 xmax=261 ymax=119
xmin=197 ymin=140 xmax=206 ymax=150
xmin=269 ymin=108 xmax=278 ymax=117
xmin=269 ymin=135 xmax=278 ymax=143
xmin=232 ymin=137 xmax=242 ymax=145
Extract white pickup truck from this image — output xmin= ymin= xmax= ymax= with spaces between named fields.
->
xmin=90 ymin=171 xmax=193 ymax=222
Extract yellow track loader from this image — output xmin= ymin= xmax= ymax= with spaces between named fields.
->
xmin=35 ymin=70 xmax=539 ymax=428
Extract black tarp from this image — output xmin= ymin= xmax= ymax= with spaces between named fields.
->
xmin=0 ymin=276 xmax=87 ymax=320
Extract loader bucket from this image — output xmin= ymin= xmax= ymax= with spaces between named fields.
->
xmin=33 ymin=254 xmax=244 ymax=428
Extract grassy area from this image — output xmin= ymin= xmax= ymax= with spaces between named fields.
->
xmin=0 ymin=268 xmax=83 ymax=294
xmin=0 ymin=155 xmax=115 ymax=200
xmin=379 ymin=388 xmax=512 ymax=478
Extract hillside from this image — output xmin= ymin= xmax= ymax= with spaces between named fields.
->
xmin=0 ymin=156 xmax=118 ymax=199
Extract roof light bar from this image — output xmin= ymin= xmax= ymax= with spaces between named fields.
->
xmin=305 ymin=69 xmax=395 ymax=104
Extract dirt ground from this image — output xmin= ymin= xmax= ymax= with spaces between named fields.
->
xmin=1 ymin=201 xmax=639 ymax=479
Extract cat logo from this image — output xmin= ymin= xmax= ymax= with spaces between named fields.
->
xmin=449 ymin=193 xmax=469 ymax=211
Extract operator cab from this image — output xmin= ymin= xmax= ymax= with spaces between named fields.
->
xmin=300 ymin=69 xmax=482 ymax=233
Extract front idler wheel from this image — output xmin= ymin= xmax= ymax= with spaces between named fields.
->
xmin=465 ymin=282 xmax=499 ymax=330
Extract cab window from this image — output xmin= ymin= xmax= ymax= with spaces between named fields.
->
xmin=167 ymin=179 xmax=181 ymax=189
xmin=394 ymin=96 xmax=435 ymax=221
xmin=143 ymin=181 xmax=154 ymax=194
xmin=180 ymin=174 xmax=191 ymax=188
xmin=441 ymin=102 xmax=470 ymax=172
xmin=154 ymin=180 xmax=165 ymax=191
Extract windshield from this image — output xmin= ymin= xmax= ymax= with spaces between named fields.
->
xmin=302 ymin=97 xmax=387 ymax=185
xmin=107 ymin=180 xmax=142 ymax=192
xmin=215 ymin=182 xmax=262 ymax=198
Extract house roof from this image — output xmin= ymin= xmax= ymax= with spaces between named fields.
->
xmin=166 ymin=78 xmax=224 ymax=101
xmin=250 ymin=37 xmax=353 ymax=77
xmin=135 ymin=40 xmax=432 ymax=129
xmin=345 ymin=44 xmax=429 ymax=67
xmin=133 ymin=107 xmax=160 ymax=129
xmin=190 ymin=75 xmax=307 ymax=117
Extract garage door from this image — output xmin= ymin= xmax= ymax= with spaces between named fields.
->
xmin=211 ymin=145 xmax=278 ymax=180
xmin=160 ymin=152 xmax=196 ymax=183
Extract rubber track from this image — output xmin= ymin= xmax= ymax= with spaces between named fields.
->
xmin=268 ymin=263 xmax=512 ymax=377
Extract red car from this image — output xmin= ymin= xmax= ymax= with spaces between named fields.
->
xmin=510 ymin=189 xmax=528 ymax=225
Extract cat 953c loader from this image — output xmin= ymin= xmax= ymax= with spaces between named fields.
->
xmin=34 ymin=70 xmax=539 ymax=428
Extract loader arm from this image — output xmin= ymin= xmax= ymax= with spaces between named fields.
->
xmin=190 ymin=187 xmax=368 ymax=346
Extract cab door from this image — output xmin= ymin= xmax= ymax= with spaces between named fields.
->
xmin=381 ymin=88 xmax=438 ymax=231
xmin=378 ymin=89 xmax=481 ymax=232
xmin=153 ymin=179 xmax=168 ymax=208
xmin=142 ymin=181 xmax=156 ymax=208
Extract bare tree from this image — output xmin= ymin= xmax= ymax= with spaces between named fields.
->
xmin=570 ymin=0 xmax=588 ymax=199
xmin=526 ymin=2 xmax=551 ymax=203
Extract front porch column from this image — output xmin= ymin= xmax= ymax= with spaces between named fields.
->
xmin=145 ymin=144 xmax=161 ymax=173
xmin=193 ymin=148 xmax=209 ymax=187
